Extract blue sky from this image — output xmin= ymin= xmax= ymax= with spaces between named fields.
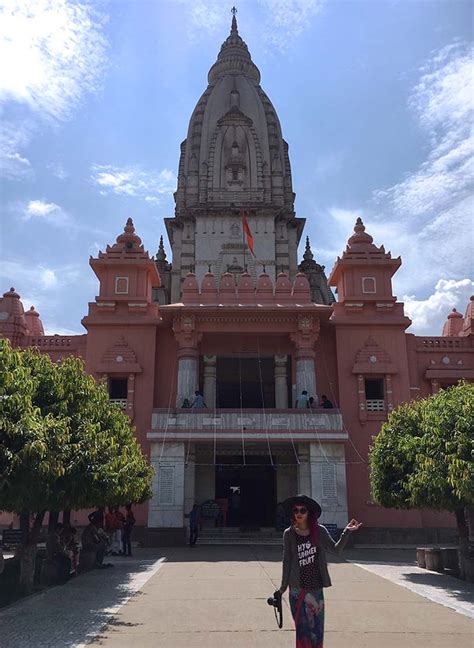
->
xmin=1 ymin=0 xmax=472 ymax=335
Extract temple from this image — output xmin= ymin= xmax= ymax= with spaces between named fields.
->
xmin=1 ymin=16 xmax=473 ymax=544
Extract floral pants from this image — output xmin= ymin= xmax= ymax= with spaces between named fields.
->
xmin=289 ymin=587 xmax=324 ymax=648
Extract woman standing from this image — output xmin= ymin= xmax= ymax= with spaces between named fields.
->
xmin=279 ymin=495 xmax=362 ymax=648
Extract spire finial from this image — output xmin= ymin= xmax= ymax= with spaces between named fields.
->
xmin=231 ymin=6 xmax=238 ymax=32
xmin=156 ymin=235 xmax=167 ymax=262
xmin=303 ymin=236 xmax=314 ymax=261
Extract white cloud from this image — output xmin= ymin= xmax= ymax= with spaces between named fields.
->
xmin=0 ymin=0 xmax=108 ymax=179
xmin=403 ymin=278 xmax=473 ymax=335
xmin=374 ymin=43 xmax=473 ymax=228
xmin=22 ymin=200 xmax=70 ymax=226
xmin=178 ymin=1 xmax=325 ymax=50
xmin=39 ymin=268 xmax=58 ymax=289
xmin=259 ymin=0 xmax=326 ymax=51
xmin=48 ymin=162 xmax=68 ymax=180
xmin=0 ymin=260 xmax=78 ymax=290
xmin=0 ymin=121 xmax=34 ymax=179
xmin=91 ymin=164 xmax=176 ymax=203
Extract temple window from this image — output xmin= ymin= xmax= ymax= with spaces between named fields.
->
xmin=108 ymin=377 xmax=128 ymax=407
xmin=362 ymin=277 xmax=376 ymax=293
xmin=364 ymin=378 xmax=385 ymax=411
xmin=115 ymin=276 xmax=129 ymax=294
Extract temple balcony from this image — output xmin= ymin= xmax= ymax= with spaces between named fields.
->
xmin=148 ymin=408 xmax=346 ymax=442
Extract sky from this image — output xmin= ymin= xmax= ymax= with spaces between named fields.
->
xmin=0 ymin=0 xmax=473 ymax=336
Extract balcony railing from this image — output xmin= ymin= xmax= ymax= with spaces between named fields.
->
xmin=366 ymin=399 xmax=385 ymax=412
xmin=149 ymin=408 xmax=345 ymax=441
xmin=110 ymin=398 xmax=128 ymax=408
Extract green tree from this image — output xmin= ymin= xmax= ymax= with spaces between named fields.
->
xmin=0 ymin=340 xmax=153 ymax=594
xmin=369 ymin=381 xmax=474 ymax=579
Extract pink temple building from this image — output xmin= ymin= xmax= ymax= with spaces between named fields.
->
xmin=1 ymin=17 xmax=473 ymax=544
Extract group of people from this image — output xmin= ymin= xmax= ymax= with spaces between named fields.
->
xmin=181 ymin=390 xmax=207 ymax=409
xmin=45 ymin=523 xmax=80 ymax=581
xmin=295 ymin=391 xmax=334 ymax=409
xmin=89 ymin=504 xmax=136 ymax=559
xmin=104 ymin=505 xmax=135 ymax=556
xmin=45 ymin=504 xmax=136 ymax=581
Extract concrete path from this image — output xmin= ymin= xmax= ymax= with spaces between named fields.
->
xmin=0 ymin=546 xmax=472 ymax=647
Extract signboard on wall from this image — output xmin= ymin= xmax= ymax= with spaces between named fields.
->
xmin=321 ymin=463 xmax=338 ymax=508
xmin=158 ymin=466 xmax=175 ymax=505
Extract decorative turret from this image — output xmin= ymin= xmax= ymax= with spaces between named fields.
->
xmin=24 ymin=305 xmax=44 ymax=337
xmin=84 ymin=219 xmax=161 ymax=322
xmin=328 ymin=218 xmax=409 ymax=325
xmin=0 ymin=287 xmax=28 ymax=346
xmin=462 ymin=295 xmax=474 ymax=337
xmin=442 ymin=308 xmax=464 ymax=337
xmin=330 ymin=218 xmax=399 ymax=303
xmin=298 ymin=237 xmax=335 ymax=305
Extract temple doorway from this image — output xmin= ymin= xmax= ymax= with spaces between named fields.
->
xmin=215 ymin=356 xmax=275 ymax=408
xmin=215 ymin=455 xmax=276 ymax=527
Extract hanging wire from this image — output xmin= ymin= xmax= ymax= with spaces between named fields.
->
xmin=239 ymin=355 xmax=246 ymax=466
xmin=159 ymin=356 xmax=178 ymax=463
xmin=317 ymin=338 xmax=368 ymax=464
xmin=257 ymin=337 xmax=274 ymax=466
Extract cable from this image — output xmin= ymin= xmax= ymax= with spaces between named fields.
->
xmin=257 ymin=337 xmax=274 ymax=466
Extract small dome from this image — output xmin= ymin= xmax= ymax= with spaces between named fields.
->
xmin=448 ymin=308 xmax=463 ymax=319
xmin=4 ymin=287 xmax=20 ymax=299
xmin=256 ymin=272 xmax=274 ymax=302
xmin=200 ymin=271 xmax=218 ymax=304
xmin=219 ymin=272 xmax=238 ymax=303
xmin=347 ymin=217 xmax=376 ymax=252
xmin=275 ymin=272 xmax=292 ymax=302
xmin=292 ymin=272 xmax=311 ymax=302
xmin=237 ymin=272 xmax=255 ymax=303
xmin=181 ymin=272 xmax=199 ymax=304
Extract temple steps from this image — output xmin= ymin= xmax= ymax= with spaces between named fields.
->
xmin=197 ymin=527 xmax=283 ymax=545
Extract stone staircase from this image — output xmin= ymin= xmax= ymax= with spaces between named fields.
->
xmin=197 ymin=527 xmax=283 ymax=546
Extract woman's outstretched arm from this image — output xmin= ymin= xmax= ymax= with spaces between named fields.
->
xmin=320 ymin=519 xmax=363 ymax=554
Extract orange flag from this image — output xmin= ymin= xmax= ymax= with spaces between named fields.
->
xmin=241 ymin=210 xmax=255 ymax=257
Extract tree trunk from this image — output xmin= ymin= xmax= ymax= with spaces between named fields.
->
xmin=455 ymin=507 xmax=469 ymax=581
xmin=17 ymin=510 xmax=46 ymax=596
xmin=62 ymin=509 xmax=71 ymax=526
xmin=48 ymin=511 xmax=59 ymax=532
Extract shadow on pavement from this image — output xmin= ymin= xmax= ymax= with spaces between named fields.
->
xmin=0 ymin=554 xmax=162 ymax=648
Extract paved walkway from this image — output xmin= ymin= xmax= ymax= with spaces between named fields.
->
xmin=0 ymin=547 xmax=472 ymax=647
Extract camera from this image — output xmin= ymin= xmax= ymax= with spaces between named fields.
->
xmin=267 ymin=589 xmax=283 ymax=628
xmin=267 ymin=589 xmax=282 ymax=608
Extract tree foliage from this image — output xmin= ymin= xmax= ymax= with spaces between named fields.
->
xmin=0 ymin=339 xmax=153 ymax=520
xmin=369 ymin=381 xmax=474 ymax=512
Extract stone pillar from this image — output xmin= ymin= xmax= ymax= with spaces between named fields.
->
xmin=291 ymin=316 xmax=320 ymax=404
xmin=203 ymin=355 xmax=217 ymax=409
xmin=295 ymin=353 xmax=317 ymax=402
xmin=297 ymin=444 xmax=311 ymax=494
xmin=176 ymin=349 xmax=199 ymax=407
xmin=173 ymin=315 xmax=202 ymax=407
xmin=274 ymin=355 xmax=288 ymax=408
xmin=309 ymin=442 xmax=348 ymax=529
xmin=148 ymin=442 xmax=185 ymax=528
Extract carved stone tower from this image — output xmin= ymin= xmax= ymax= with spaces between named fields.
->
xmin=165 ymin=14 xmax=304 ymax=302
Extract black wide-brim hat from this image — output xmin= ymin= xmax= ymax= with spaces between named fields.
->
xmin=283 ymin=495 xmax=322 ymax=519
